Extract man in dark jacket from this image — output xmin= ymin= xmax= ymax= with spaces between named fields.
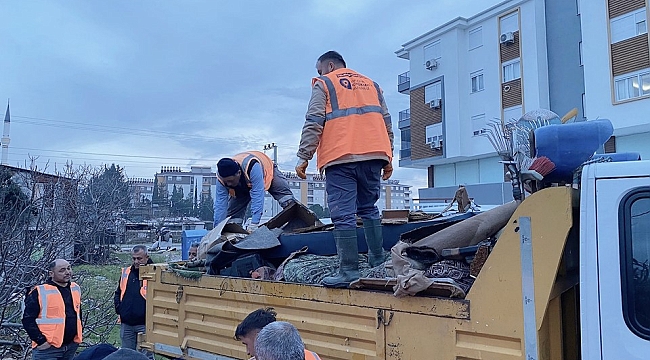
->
xmin=22 ymin=259 xmax=82 ymax=360
xmin=113 ymin=245 xmax=154 ymax=360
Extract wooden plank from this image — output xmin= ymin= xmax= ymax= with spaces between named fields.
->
xmin=155 ymin=268 xmax=470 ymax=319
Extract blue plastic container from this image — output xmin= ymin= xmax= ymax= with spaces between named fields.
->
xmin=181 ymin=229 xmax=208 ymax=260
xmin=534 ymin=119 xmax=613 ymax=183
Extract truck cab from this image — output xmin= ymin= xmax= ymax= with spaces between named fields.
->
xmin=580 ymin=160 xmax=650 ymax=359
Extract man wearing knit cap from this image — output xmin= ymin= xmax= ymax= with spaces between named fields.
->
xmin=103 ymin=348 xmax=149 ymax=360
xmin=214 ymin=151 xmax=295 ymax=232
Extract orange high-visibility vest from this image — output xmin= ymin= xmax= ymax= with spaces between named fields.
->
xmin=32 ymin=283 xmax=82 ymax=348
xmin=305 ymin=349 xmax=321 ymax=360
xmin=312 ymin=68 xmax=392 ymax=170
xmin=119 ymin=267 xmax=147 ymax=301
xmin=218 ymin=151 xmax=274 ymax=194
xmin=118 ymin=267 xmax=147 ymax=323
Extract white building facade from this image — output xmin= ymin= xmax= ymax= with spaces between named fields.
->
xmin=396 ymin=0 xmax=587 ymax=205
xmin=580 ymin=0 xmax=650 ymax=159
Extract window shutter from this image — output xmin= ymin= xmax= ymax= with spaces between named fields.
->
xmin=604 ymin=136 xmax=617 ymax=153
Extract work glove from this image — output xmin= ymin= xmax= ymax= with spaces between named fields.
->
xmin=246 ymin=223 xmax=259 ymax=233
xmin=295 ymin=158 xmax=308 ymax=179
xmin=382 ymin=163 xmax=393 ymax=180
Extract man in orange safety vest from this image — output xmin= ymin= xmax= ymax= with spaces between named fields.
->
xmin=295 ymin=51 xmax=394 ymax=288
xmin=22 ymin=259 xmax=82 ymax=360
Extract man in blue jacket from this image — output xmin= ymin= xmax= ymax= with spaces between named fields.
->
xmin=214 ymin=151 xmax=295 ymax=232
xmin=113 ymin=245 xmax=154 ymax=360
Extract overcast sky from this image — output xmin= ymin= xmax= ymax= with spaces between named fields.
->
xmin=1 ymin=0 xmax=502 ymax=191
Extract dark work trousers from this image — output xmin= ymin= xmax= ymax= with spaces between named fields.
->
xmin=325 ymin=159 xmax=384 ymax=230
xmin=31 ymin=342 xmax=78 ymax=360
xmin=227 ymin=164 xmax=295 ymax=223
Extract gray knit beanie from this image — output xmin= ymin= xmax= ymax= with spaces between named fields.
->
xmin=102 ymin=348 xmax=149 ymax=360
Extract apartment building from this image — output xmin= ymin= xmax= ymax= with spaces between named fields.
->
xmin=155 ymin=166 xmax=218 ymax=205
xmin=283 ymin=172 xmax=412 ymax=213
xmin=395 ymin=0 xmax=584 ymax=205
xmin=580 ymin=0 xmax=650 ymax=158
xmin=128 ymin=178 xmax=154 ymax=206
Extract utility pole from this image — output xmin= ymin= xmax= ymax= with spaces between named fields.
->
xmin=263 ymin=143 xmax=279 ymax=217
xmin=263 ymin=143 xmax=277 ymax=164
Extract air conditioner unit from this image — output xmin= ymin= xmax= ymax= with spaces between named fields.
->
xmin=425 ymin=59 xmax=438 ymax=70
xmin=429 ymin=98 xmax=442 ymax=109
xmin=500 ymin=32 xmax=515 ymax=44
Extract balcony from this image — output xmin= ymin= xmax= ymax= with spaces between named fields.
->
xmin=399 ymin=148 xmax=411 ymax=159
xmin=398 ymin=71 xmax=410 ymax=93
xmin=398 ymin=109 xmax=410 ymax=129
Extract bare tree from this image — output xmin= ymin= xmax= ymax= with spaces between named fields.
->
xmin=0 ymin=161 xmax=132 ymax=359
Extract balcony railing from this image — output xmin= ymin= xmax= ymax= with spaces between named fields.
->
xmin=399 ymin=148 xmax=411 ymax=159
xmin=398 ymin=71 xmax=410 ymax=93
xmin=398 ymin=109 xmax=410 ymax=129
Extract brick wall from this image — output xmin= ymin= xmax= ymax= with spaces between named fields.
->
xmin=410 ymin=86 xmax=443 ymax=160
xmin=608 ymin=0 xmax=646 ymax=18
xmin=502 ymin=79 xmax=523 ymax=108
xmin=611 ymin=34 xmax=650 ymax=76
xmin=500 ymin=31 xmax=520 ymax=63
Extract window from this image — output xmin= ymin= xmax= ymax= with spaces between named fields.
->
xmin=424 ymin=40 xmax=441 ymax=63
xmin=471 ymin=114 xmax=487 ymax=136
xmin=468 ymin=27 xmax=482 ymax=50
xmin=615 ymin=70 xmax=650 ymax=101
xmin=167 ymin=176 xmax=173 ymax=181
xmin=176 ymin=176 xmax=183 ymax=181
xmin=619 ymin=189 xmax=650 ymax=339
xmin=502 ymin=58 xmax=521 ymax=82
xmin=425 ymin=81 xmax=442 ymax=103
xmin=425 ymin=123 xmax=443 ymax=147
xmin=503 ymin=105 xmax=523 ymax=122
xmin=582 ymin=92 xmax=586 ymax=118
xmin=500 ymin=12 xmax=519 ymax=34
xmin=610 ymin=9 xmax=647 ymax=43
xmin=471 ymin=71 xmax=484 ymax=93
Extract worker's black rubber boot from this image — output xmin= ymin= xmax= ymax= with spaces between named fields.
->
xmin=322 ymin=229 xmax=360 ymax=288
xmin=363 ymin=219 xmax=386 ymax=267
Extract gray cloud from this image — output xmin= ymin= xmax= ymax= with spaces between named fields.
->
xmin=1 ymin=0 xmax=502 ymax=190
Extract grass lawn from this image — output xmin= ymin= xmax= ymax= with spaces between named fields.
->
xmin=74 ymin=251 xmax=172 ymax=359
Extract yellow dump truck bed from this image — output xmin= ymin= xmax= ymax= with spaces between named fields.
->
xmin=141 ymin=187 xmax=578 ymax=360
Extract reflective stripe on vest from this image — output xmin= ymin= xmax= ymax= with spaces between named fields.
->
xmin=33 ymin=283 xmax=82 ymax=348
xmin=305 ymin=350 xmax=321 ymax=360
xmin=316 ymin=75 xmax=385 ymax=122
xmin=312 ymin=68 xmax=392 ymax=169
xmin=119 ymin=267 xmax=147 ymax=300
xmin=230 ymin=151 xmax=274 ymax=191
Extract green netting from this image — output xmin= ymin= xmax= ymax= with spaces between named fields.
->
xmin=167 ymin=262 xmax=205 ymax=280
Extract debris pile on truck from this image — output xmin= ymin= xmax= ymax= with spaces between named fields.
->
xmin=141 ymin=111 xmax=650 ymax=360
xmin=167 ymin=111 xmax=633 ymax=300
